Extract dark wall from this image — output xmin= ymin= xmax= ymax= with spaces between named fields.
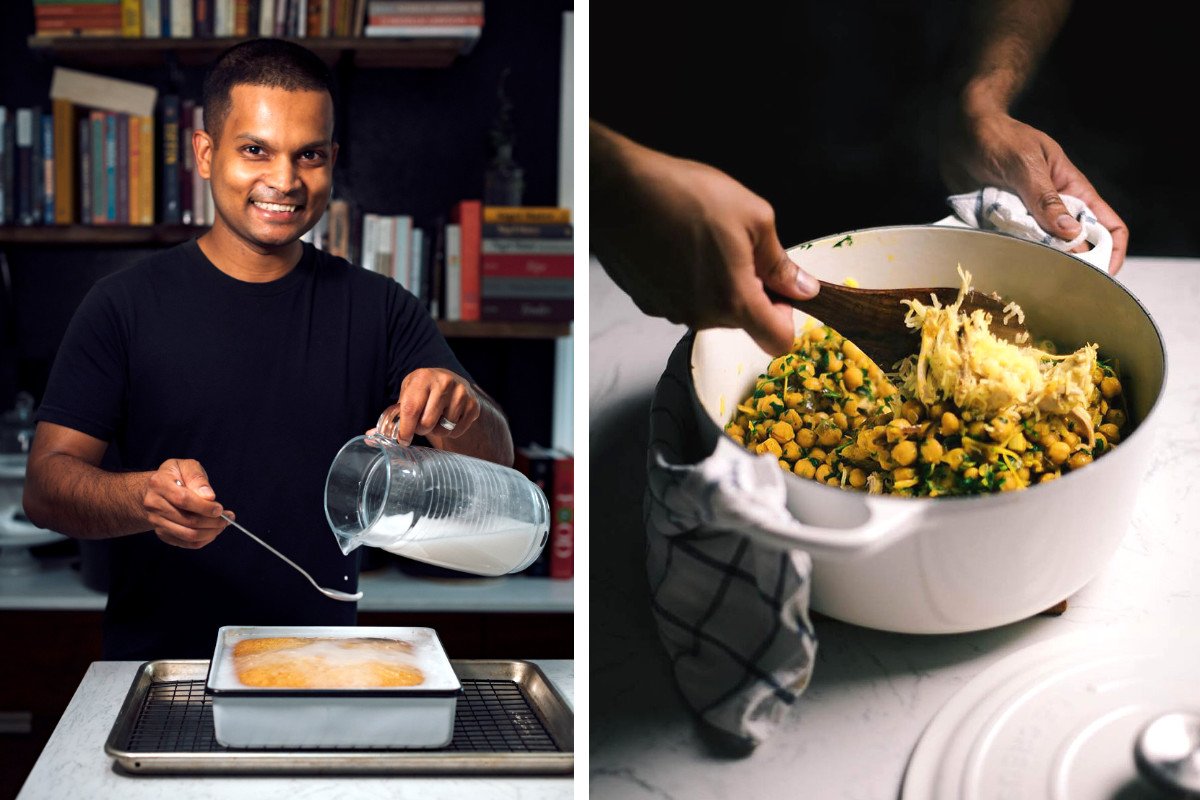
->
xmin=591 ymin=1 xmax=1192 ymax=257
xmin=0 ymin=0 xmax=573 ymax=448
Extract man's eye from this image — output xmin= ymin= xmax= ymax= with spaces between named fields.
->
xmin=301 ymin=151 xmax=324 ymax=161
xmin=244 ymin=145 xmax=263 ymax=155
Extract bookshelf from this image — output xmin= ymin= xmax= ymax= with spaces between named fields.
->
xmin=27 ymin=36 xmax=473 ymax=69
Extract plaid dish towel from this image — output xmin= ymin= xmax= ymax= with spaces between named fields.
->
xmin=644 ymin=334 xmax=817 ymax=747
xmin=947 ymin=186 xmax=1100 ymax=257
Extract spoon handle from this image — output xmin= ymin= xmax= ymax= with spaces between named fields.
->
xmin=220 ymin=513 xmax=324 ymax=594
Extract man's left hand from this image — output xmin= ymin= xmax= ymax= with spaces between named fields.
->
xmin=370 ymin=368 xmax=481 ymax=445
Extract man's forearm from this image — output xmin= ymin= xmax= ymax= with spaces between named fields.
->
xmin=958 ymin=0 xmax=1072 ymax=114
xmin=24 ymin=454 xmax=153 ymax=539
xmin=429 ymin=391 xmax=515 ymax=466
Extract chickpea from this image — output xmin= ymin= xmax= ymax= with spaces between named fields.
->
xmin=849 ymin=468 xmax=867 ymax=488
xmin=940 ymin=412 xmax=960 ymax=436
xmin=999 ymin=473 xmax=1021 ymax=492
xmin=815 ymin=463 xmax=833 ymax=482
xmin=809 ymin=447 xmax=828 ymax=462
xmin=1008 ymin=432 xmax=1029 ymax=453
xmin=842 ymin=341 xmax=864 ymax=363
xmin=1068 ymin=452 xmax=1093 ymax=470
xmin=1105 ymin=408 xmax=1127 ymax=428
xmin=901 ymin=400 xmax=922 ymax=424
xmin=1061 ymin=431 xmax=1080 ymax=448
xmin=967 ymin=421 xmax=988 ymax=438
xmin=1047 ymin=441 xmax=1071 ymax=465
xmin=893 ymin=467 xmax=917 ymax=482
xmin=1098 ymin=422 xmax=1121 ymax=443
xmin=782 ymin=409 xmax=803 ymax=429
xmin=784 ymin=391 xmax=805 ymax=409
xmin=803 ymin=377 xmax=822 ymax=391
xmin=758 ymin=439 xmax=783 ymax=457
xmin=817 ymin=426 xmax=842 ymax=448
xmin=794 ymin=460 xmax=817 ymax=479
xmin=779 ymin=459 xmax=792 ymax=472
xmin=729 ymin=435 xmax=745 ymax=446
xmin=920 ymin=438 xmax=944 ymax=464
xmin=989 ymin=417 xmax=1014 ymax=443
xmin=892 ymin=440 xmax=918 ymax=467
xmin=796 ymin=428 xmax=816 ymax=449
xmin=827 ymin=356 xmax=843 ymax=373
xmin=963 ymin=466 xmax=979 ymax=479
xmin=1100 ymin=376 xmax=1122 ymax=399
xmin=944 ymin=447 xmax=967 ymax=470
xmin=831 ymin=412 xmax=849 ymax=430
xmin=783 ymin=441 xmax=802 ymax=460
xmin=1040 ymin=472 xmax=1059 ymax=483
xmin=770 ymin=422 xmax=795 ymax=444
xmin=843 ymin=367 xmax=863 ymax=391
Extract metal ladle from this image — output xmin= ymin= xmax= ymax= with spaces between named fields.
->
xmin=1134 ymin=711 xmax=1200 ymax=795
xmin=220 ymin=514 xmax=363 ymax=603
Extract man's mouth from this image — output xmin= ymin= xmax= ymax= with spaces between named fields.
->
xmin=251 ymin=200 xmax=304 ymax=213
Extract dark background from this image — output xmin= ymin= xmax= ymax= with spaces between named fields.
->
xmin=0 ymin=0 xmax=573 ymax=449
xmin=591 ymin=1 xmax=1194 ymax=256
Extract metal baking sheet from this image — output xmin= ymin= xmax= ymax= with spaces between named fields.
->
xmin=104 ymin=659 xmax=573 ymax=775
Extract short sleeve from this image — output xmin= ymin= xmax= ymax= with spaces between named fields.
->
xmin=34 ymin=283 xmax=129 ymax=442
xmin=384 ymin=283 xmax=473 ymax=398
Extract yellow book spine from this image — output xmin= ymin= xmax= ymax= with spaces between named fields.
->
xmin=138 ymin=115 xmax=154 ymax=225
xmin=128 ymin=115 xmax=140 ymax=225
xmin=482 ymin=206 xmax=572 ymax=224
xmin=121 ymin=0 xmax=142 ymax=36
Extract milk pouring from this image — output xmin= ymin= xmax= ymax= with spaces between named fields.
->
xmin=324 ymin=436 xmax=550 ymax=576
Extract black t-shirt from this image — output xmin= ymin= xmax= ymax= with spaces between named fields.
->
xmin=35 ymin=240 xmax=471 ymax=659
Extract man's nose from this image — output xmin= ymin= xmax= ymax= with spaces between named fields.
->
xmin=265 ymin=157 xmax=301 ymax=194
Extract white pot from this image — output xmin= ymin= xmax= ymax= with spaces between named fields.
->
xmin=689 ymin=224 xmax=1167 ymax=633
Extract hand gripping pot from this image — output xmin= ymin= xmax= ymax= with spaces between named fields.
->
xmin=325 ymin=435 xmax=550 ymax=577
xmin=689 ymin=224 xmax=1167 ymax=633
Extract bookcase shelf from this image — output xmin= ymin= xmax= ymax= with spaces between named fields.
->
xmin=26 ymin=36 xmax=470 ymax=69
xmin=0 ymin=224 xmax=206 ymax=246
xmin=436 ymin=320 xmax=571 ymax=339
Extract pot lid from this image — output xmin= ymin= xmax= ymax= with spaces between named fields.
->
xmin=903 ymin=630 xmax=1200 ymax=800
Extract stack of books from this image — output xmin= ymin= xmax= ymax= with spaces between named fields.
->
xmin=363 ymin=0 xmax=483 ymax=42
xmin=480 ymin=206 xmax=572 ymax=322
xmin=357 ymin=212 xmax=432 ymax=303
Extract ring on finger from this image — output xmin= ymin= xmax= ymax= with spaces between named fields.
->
xmin=438 ymin=416 xmax=457 ymax=431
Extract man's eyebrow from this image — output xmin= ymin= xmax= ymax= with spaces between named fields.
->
xmin=232 ymin=133 xmax=332 ymax=150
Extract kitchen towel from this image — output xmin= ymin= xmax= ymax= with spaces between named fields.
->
xmin=947 ymin=186 xmax=1099 ymax=254
xmin=644 ymin=334 xmax=817 ymax=747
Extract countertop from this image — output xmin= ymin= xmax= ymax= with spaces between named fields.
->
xmin=0 ymin=560 xmax=574 ymax=613
xmin=17 ymin=659 xmax=573 ymax=799
xmin=589 ymin=255 xmax=1200 ymax=799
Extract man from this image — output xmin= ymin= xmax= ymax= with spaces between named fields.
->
xmin=23 ymin=39 xmax=513 ymax=660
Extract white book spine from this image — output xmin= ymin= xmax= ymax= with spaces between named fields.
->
xmin=393 ymin=215 xmax=412 ymax=288
xmin=142 ymin=0 xmax=162 ymax=37
xmin=363 ymin=25 xmax=481 ymax=37
xmin=259 ymin=0 xmax=275 ymax=37
xmin=445 ymin=223 xmax=462 ymax=321
xmin=410 ymin=228 xmax=424 ymax=301
xmin=192 ymin=107 xmax=205 ymax=224
xmin=376 ymin=215 xmax=395 ymax=278
xmin=297 ymin=0 xmax=308 ymax=36
xmin=361 ymin=214 xmax=378 ymax=273
xmin=171 ymin=0 xmax=194 ymax=37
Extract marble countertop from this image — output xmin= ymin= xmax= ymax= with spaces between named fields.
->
xmin=0 ymin=561 xmax=573 ymax=613
xmin=17 ymin=659 xmax=573 ymax=799
xmin=589 ymin=256 xmax=1200 ymax=799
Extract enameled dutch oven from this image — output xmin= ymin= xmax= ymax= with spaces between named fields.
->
xmin=688 ymin=221 xmax=1167 ymax=633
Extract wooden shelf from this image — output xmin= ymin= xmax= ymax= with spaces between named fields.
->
xmin=26 ymin=35 xmax=473 ymax=68
xmin=0 ymin=224 xmax=206 ymax=246
xmin=436 ymin=320 xmax=571 ymax=339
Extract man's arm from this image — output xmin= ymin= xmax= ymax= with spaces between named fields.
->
xmin=23 ymin=421 xmax=231 ymax=547
xmin=941 ymin=0 xmax=1128 ymax=272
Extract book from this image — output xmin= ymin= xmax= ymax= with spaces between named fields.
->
xmin=128 ymin=114 xmax=140 ymax=225
xmin=191 ymin=106 xmax=205 ymax=225
xmin=444 ymin=222 xmax=461 ymax=320
xmin=367 ymin=14 xmax=483 ymax=26
xmin=180 ymin=99 xmax=194 ymax=224
xmin=120 ymin=0 xmax=141 ymax=34
xmin=428 ymin=214 xmax=445 ymax=318
xmin=50 ymin=67 xmax=157 ymax=119
xmin=409 ymin=227 xmax=423 ymax=301
xmin=481 ymin=276 xmax=572 ymax=300
xmin=482 ymin=206 xmax=571 ymax=224
xmin=482 ymin=238 xmax=573 ymax=255
xmin=78 ymin=115 xmax=91 ymax=223
xmin=15 ymin=109 xmax=35 ymax=226
xmin=89 ymin=110 xmax=104 ymax=224
xmin=363 ymin=24 xmax=480 ymax=37
xmin=194 ymin=0 xmax=213 ymax=37
xmin=0 ymin=108 xmax=10 ymax=225
xmin=159 ymin=95 xmax=181 ymax=224
xmin=450 ymin=199 xmax=481 ymax=320
xmin=482 ymin=222 xmax=572 ymax=239
xmin=327 ymin=199 xmax=350 ymax=258
xmin=170 ymin=0 xmax=193 ymax=37
xmin=41 ymin=112 xmax=55 ymax=224
xmin=103 ymin=112 xmax=118 ymax=223
xmin=549 ymin=454 xmax=573 ymax=579
xmin=374 ymin=215 xmax=395 ymax=278
xmin=481 ymin=253 xmax=573 ymax=278
xmin=367 ymin=1 xmax=482 ymax=12
xmin=392 ymin=214 xmax=412 ymax=288
xmin=142 ymin=0 xmax=162 ymax=36
xmin=137 ymin=115 xmax=154 ymax=224
xmin=52 ymin=99 xmax=75 ymax=224
xmin=480 ymin=298 xmax=572 ymax=322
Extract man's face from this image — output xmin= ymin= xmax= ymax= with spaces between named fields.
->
xmin=196 ymin=84 xmax=338 ymax=252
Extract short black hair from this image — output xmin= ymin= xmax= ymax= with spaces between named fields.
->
xmin=202 ymin=38 xmax=336 ymax=143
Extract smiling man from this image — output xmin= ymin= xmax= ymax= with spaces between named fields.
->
xmin=23 ymin=39 xmax=513 ymax=660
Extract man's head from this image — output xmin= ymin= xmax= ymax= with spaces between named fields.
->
xmin=196 ymin=39 xmax=338 ymax=255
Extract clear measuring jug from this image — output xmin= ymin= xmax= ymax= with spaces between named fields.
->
xmin=324 ymin=435 xmax=550 ymax=576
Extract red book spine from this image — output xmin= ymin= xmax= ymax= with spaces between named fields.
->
xmin=453 ymin=199 xmax=482 ymax=320
xmin=550 ymin=456 xmax=573 ymax=579
xmin=481 ymin=253 xmax=573 ymax=279
xmin=367 ymin=13 xmax=483 ymax=25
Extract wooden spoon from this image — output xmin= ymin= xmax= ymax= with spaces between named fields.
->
xmin=770 ymin=281 xmax=1029 ymax=368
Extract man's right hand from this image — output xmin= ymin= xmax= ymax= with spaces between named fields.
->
xmin=143 ymin=459 xmax=231 ymax=549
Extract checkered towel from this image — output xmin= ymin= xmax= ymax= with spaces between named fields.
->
xmin=947 ymin=187 xmax=1099 ymax=254
xmin=645 ymin=334 xmax=817 ymax=747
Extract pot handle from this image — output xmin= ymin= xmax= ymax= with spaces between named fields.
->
xmin=932 ymin=214 xmax=1112 ymax=272
xmin=752 ymin=498 xmax=927 ymax=560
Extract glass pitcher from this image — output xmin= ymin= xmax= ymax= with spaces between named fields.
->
xmin=325 ymin=435 xmax=549 ymax=577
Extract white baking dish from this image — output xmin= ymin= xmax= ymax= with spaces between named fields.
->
xmin=205 ymin=625 xmax=461 ymax=748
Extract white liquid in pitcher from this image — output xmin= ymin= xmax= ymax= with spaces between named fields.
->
xmin=368 ymin=513 xmax=541 ymax=576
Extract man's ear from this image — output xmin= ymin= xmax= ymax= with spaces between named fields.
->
xmin=194 ymin=129 xmax=214 ymax=180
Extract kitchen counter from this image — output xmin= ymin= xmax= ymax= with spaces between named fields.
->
xmin=0 ymin=561 xmax=573 ymax=613
xmin=590 ymin=255 xmax=1200 ymax=798
xmin=17 ymin=659 xmax=573 ymax=799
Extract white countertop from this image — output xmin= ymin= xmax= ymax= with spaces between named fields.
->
xmin=17 ymin=659 xmax=573 ymax=799
xmin=589 ymin=255 xmax=1200 ymax=799
xmin=0 ymin=561 xmax=573 ymax=613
